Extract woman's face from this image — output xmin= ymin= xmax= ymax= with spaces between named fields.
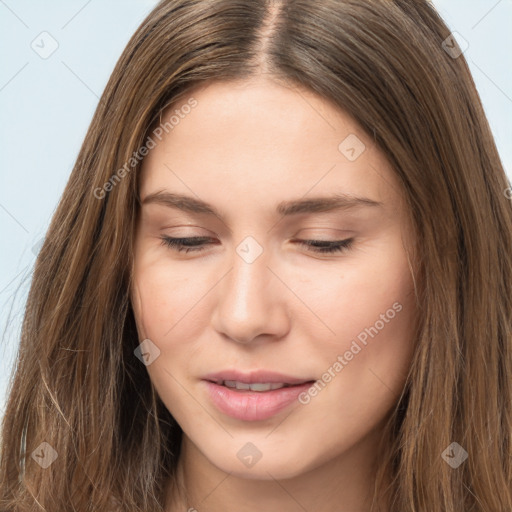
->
xmin=131 ymin=77 xmax=417 ymax=480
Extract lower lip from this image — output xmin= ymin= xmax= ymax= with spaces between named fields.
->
xmin=203 ymin=380 xmax=314 ymax=421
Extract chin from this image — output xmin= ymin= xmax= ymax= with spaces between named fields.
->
xmin=204 ymin=443 xmax=316 ymax=481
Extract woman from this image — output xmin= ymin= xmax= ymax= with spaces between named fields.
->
xmin=1 ymin=0 xmax=511 ymax=510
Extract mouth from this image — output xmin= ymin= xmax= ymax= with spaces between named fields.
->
xmin=201 ymin=370 xmax=316 ymax=421
xmin=205 ymin=379 xmax=313 ymax=392
xmin=202 ymin=369 xmax=315 ymax=387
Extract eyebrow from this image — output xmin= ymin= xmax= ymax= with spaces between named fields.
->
xmin=141 ymin=191 xmax=383 ymax=218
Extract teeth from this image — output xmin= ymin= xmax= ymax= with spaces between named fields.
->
xmin=222 ymin=380 xmax=288 ymax=392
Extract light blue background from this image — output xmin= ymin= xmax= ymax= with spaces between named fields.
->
xmin=1 ymin=0 xmax=511 ymax=418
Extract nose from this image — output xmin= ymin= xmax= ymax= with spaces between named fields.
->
xmin=210 ymin=242 xmax=290 ymax=345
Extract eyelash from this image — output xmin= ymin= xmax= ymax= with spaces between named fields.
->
xmin=159 ymin=236 xmax=354 ymax=254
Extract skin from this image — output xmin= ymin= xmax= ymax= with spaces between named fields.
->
xmin=130 ymin=77 xmax=418 ymax=512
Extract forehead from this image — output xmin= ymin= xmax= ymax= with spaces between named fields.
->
xmin=139 ymin=78 xmax=403 ymax=219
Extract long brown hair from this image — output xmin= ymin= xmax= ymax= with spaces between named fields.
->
xmin=1 ymin=0 xmax=511 ymax=510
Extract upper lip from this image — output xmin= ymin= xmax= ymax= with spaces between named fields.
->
xmin=202 ymin=370 xmax=315 ymax=385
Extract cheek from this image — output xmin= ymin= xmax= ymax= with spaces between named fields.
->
xmin=131 ymin=255 xmax=210 ymax=341
xmin=296 ymin=233 xmax=416 ymax=354
xmin=130 ymin=259 xmax=208 ymax=422
xmin=307 ymin=239 xmax=417 ymax=411
xmin=295 ymin=282 xmax=415 ymax=461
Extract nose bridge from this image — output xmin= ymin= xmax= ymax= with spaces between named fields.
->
xmin=226 ymin=238 xmax=271 ymax=316
xmin=211 ymin=235 xmax=288 ymax=343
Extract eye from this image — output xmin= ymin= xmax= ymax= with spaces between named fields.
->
xmin=160 ymin=236 xmax=214 ymax=253
xmin=292 ymin=238 xmax=354 ymax=254
xmin=159 ymin=236 xmax=354 ymax=254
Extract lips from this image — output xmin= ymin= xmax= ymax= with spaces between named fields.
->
xmin=202 ymin=369 xmax=316 ymax=421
